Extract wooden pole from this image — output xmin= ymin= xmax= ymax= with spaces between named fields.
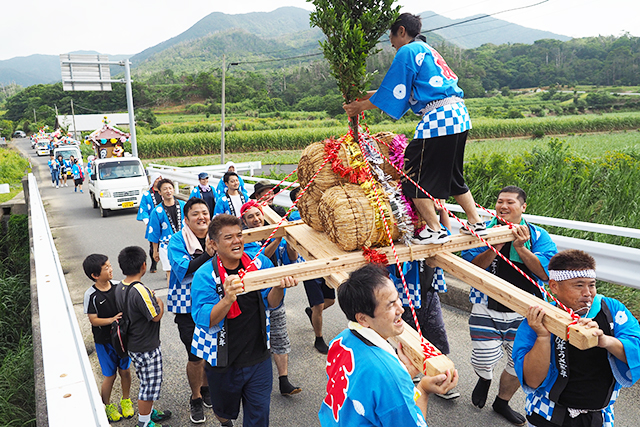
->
xmin=432 ymin=252 xmax=599 ymax=350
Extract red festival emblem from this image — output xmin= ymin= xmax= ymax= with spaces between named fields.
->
xmin=323 ymin=338 xmax=355 ymax=422
xmin=428 ymin=46 xmax=458 ymax=80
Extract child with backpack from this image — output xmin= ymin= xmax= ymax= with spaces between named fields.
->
xmin=82 ymin=254 xmax=134 ymax=422
xmin=115 ymin=246 xmax=172 ymax=427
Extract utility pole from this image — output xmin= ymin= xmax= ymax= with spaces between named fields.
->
xmin=123 ymin=59 xmax=138 ymax=158
xmin=70 ymin=99 xmax=78 ymax=141
xmin=34 ymin=108 xmax=37 ymax=124
xmin=221 ymin=54 xmax=226 ymax=164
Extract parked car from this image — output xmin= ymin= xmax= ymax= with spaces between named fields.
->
xmin=13 ymin=131 xmax=26 ymax=138
xmin=88 ymin=157 xmax=147 ymax=217
xmin=36 ymin=141 xmax=50 ymax=156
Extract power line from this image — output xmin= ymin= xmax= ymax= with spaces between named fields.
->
xmin=422 ymin=0 xmax=550 ymax=34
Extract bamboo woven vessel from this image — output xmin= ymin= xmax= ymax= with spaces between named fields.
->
xmin=317 ymin=184 xmax=400 ymax=251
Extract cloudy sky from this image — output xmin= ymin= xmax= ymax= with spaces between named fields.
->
xmin=1 ymin=0 xmax=637 ymax=60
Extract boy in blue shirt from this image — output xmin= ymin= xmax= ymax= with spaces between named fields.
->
xmin=82 ymin=253 xmax=134 ymax=422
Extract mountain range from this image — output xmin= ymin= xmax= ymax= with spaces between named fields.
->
xmin=0 ymin=7 xmax=570 ymax=87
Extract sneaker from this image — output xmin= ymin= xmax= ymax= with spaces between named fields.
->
xmin=137 ymin=421 xmax=168 ymax=427
xmin=52 ymin=182 xmax=55 ymax=187
xmin=435 ymin=389 xmax=461 ymax=400
xmin=80 ymin=189 xmax=83 ymax=193
xmin=190 ymin=397 xmax=206 ymax=423
xmin=461 ymin=221 xmax=488 ymax=236
xmin=65 ymin=183 xmax=68 ymax=187
xmin=120 ymin=398 xmax=134 ymax=419
xmin=56 ymin=185 xmax=59 ymax=188
xmin=74 ymin=187 xmax=77 ymax=192
xmin=200 ymin=386 xmax=212 ymax=408
xmin=105 ymin=403 xmax=123 ymax=422
xmin=151 ymin=408 xmax=172 ymax=422
xmin=411 ymin=227 xmax=450 ymax=245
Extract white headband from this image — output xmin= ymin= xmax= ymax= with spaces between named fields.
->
xmin=548 ymin=269 xmax=597 ymax=282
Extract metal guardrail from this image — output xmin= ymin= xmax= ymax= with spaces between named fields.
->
xmin=446 ymin=204 xmax=640 ymax=289
xmin=28 ymin=174 xmax=109 ymax=426
xmin=147 ymin=164 xmax=640 ymax=288
xmin=147 ymin=161 xmax=262 ymax=177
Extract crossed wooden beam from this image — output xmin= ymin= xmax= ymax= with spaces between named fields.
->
xmin=239 ymin=206 xmax=598 ymax=376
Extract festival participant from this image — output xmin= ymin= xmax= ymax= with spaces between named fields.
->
xmin=213 ymin=172 xmax=248 ymax=218
xmin=58 ymin=154 xmax=69 ymax=187
xmin=147 ymin=179 xmax=186 ymax=287
xmin=190 ymin=214 xmax=298 ymax=427
xmin=71 ymin=155 xmax=84 ymax=193
xmin=138 ymin=173 xmax=163 ymax=273
xmin=319 ymin=263 xmax=458 ymax=426
xmin=513 ymin=249 xmax=640 ymax=427
xmin=167 ymin=198 xmax=213 ymax=423
xmin=343 ymin=12 xmax=486 ymax=245
xmin=288 ymin=187 xmax=336 ymax=354
xmin=240 ymin=201 xmax=301 ymax=396
xmin=461 ymin=186 xmax=557 ymax=425
xmin=189 ymin=172 xmax=217 ymax=219
xmin=48 ymin=154 xmax=60 ymax=188
xmin=250 ymin=180 xmax=286 ymax=217
xmin=215 ymin=161 xmax=246 ymax=198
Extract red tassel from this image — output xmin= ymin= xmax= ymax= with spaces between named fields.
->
xmin=362 ymin=246 xmax=388 ymax=265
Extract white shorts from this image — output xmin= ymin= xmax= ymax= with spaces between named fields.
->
xmin=158 ymin=246 xmax=171 ymax=272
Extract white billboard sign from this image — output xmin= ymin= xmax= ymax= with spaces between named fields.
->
xmin=60 ymin=54 xmax=112 ymax=91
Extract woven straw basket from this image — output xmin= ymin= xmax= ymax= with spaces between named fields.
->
xmin=297 ymin=142 xmax=347 ymax=191
xmin=296 ymin=184 xmax=325 ymax=231
xmin=317 ymin=183 xmax=400 ymax=251
xmin=372 ymin=131 xmax=401 ymax=181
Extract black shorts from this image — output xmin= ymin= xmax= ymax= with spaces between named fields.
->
xmin=401 ymin=131 xmax=469 ymax=200
xmin=174 ymin=313 xmax=202 ymax=362
xmin=74 ymin=178 xmax=83 ymax=186
xmin=303 ymin=278 xmax=335 ymax=307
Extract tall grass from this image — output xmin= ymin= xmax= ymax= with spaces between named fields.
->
xmin=0 ymin=148 xmax=30 ymax=204
xmin=136 ymin=112 xmax=640 ymax=159
xmin=0 ymin=215 xmax=34 ymax=426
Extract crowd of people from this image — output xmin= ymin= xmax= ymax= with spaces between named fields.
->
xmin=77 ymin=12 xmax=639 ymax=427
xmin=47 ymin=153 xmax=86 ymax=192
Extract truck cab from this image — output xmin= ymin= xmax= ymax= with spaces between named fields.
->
xmin=88 ymin=157 xmax=148 ymax=217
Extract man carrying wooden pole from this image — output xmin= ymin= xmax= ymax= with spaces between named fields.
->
xmin=460 ymin=186 xmax=557 ymax=425
xmin=319 ymin=264 xmax=458 ymax=426
xmin=513 ymin=249 xmax=640 ymax=427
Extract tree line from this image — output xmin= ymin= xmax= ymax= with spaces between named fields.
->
xmin=2 ymin=34 xmax=638 ymax=131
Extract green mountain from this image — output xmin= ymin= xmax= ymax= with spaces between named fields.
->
xmin=420 ymin=12 xmax=572 ymax=48
xmin=130 ymin=7 xmax=315 ymax=66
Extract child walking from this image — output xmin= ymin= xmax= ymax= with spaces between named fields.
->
xmin=82 ymin=254 xmax=135 ymax=422
xmin=115 ymin=246 xmax=172 ymax=427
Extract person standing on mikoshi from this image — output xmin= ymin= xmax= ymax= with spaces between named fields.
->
xmin=460 ymin=186 xmax=557 ymax=426
xmin=513 ymin=249 xmax=640 ymax=427
xmin=215 ymin=161 xmax=247 ymax=199
xmin=147 ymin=178 xmax=186 ymax=287
xmin=167 ymin=198 xmax=214 ymax=424
xmin=138 ymin=173 xmax=163 ymax=273
xmin=343 ymin=12 xmax=487 ymax=245
xmin=213 ymin=172 xmax=248 ymax=218
xmin=189 ymin=172 xmax=217 ymax=220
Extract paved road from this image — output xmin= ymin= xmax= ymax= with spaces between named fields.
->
xmin=18 ymin=138 xmax=640 ymax=427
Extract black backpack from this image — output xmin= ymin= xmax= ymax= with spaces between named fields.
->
xmin=110 ymin=282 xmax=136 ymax=358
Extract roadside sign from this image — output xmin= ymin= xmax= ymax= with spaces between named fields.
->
xmin=60 ymin=54 xmax=112 ymax=91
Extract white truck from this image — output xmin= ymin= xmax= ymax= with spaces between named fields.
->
xmin=88 ymin=156 xmax=148 ymax=217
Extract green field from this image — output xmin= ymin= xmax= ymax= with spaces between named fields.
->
xmin=0 ymin=148 xmax=30 ymax=203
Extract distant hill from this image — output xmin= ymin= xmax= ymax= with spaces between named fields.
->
xmin=0 ymin=52 xmax=130 ymax=87
xmin=420 ymin=11 xmax=571 ymax=48
xmin=130 ymin=7 xmax=314 ymax=66
xmin=1 ymin=7 xmax=572 ymax=87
